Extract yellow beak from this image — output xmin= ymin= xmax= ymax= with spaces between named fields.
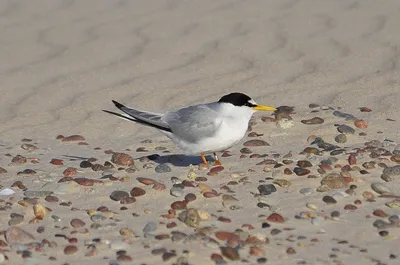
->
xmin=253 ymin=104 xmax=277 ymax=111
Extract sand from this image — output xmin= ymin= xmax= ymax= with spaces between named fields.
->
xmin=0 ymin=0 xmax=400 ymax=264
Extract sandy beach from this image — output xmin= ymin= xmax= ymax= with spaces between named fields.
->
xmin=1 ymin=0 xmax=400 ymax=264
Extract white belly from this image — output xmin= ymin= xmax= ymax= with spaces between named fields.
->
xmin=167 ymin=118 xmax=249 ymax=155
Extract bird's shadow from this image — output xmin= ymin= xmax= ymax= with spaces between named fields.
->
xmin=62 ymin=153 xmax=211 ymax=167
xmin=146 ymin=153 xmax=212 ymax=167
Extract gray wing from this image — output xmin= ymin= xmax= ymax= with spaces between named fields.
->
xmin=162 ymin=103 xmax=223 ymax=143
xmin=104 ymin=100 xmax=172 ymax=132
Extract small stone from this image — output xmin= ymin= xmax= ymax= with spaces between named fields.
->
xmin=120 ymin=196 xmax=136 ymax=204
xmin=50 ymin=159 xmax=64 ymax=165
xmin=359 ymin=107 xmax=372 ymax=112
xmin=45 ymin=195 xmax=59 ymax=203
xmin=111 ymin=153 xmax=134 ymax=166
xmin=344 ymin=204 xmax=357 ymax=210
xmin=21 ymin=144 xmax=38 ymax=151
xmin=62 ymin=135 xmax=85 ymax=142
xmin=337 ymin=124 xmax=355 ymax=134
xmin=24 ymin=190 xmax=53 ymax=198
xmin=130 ymin=187 xmax=146 ymax=197
xmin=64 ymin=245 xmax=78 ymax=255
xmin=220 ymin=247 xmax=240 ymax=261
xmin=297 ymin=160 xmax=313 ymax=168
xmin=335 ymin=134 xmax=347 ymax=143
xmin=70 ymin=218 xmax=85 ymax=228
xmin=383 ymin=165 xmax=400 ymax=176
xmin=243 ymin=140 xmax=270 ymax=147
xmin=170 ymin=187 xmax=184 ymax=197
xmin=386 ymin=201 xmax=400 ymax=208
xmin=33 ymin=204 xmax=51 ymax=219
xmin=17 ymin=169 xmax=36 ymax=176
xmin=155 ymin=163 xmax=172 ymax=173
xmin=11 ymin=155 xmax=27 ymax=164
xmin=5 ymin=227 xmax=35 ymax=244
xmin=379 ymin=230 xmax=389 ymax=237
xmin=371 ymin=183 xmax=392 ymax=195
xmin=9 ymin=213 xmax=24 ymax=226
xmin=0 ymin=167 xmax=7 ymax=174
xmin=80 ymin=161 xmax=93 ymax=168
xmin=286 ymin=247 xmax=296 ymax=254
xmin=91 ymin=214 xmax=107 ymax=222
xmin=137 ymin=177 xmax=155 ymax=185
xmin=178 ymin=208 xmax=200 ymax=227
xmin=257 ymin=184 xmax=277 ymax=195
xmin=120 ymin=228 xmax=134 ymax=237
xmin=300 ymin=188 xmax=313 ymax=195
xmin=301 ymin=117 xmax=324 ymax=125
xmin=273 ymin=179 xmax=292 ymax=188
xmin=293 ymin=167 xmax=310 ymax=176
xmin=74 ymin=178 xmax=96 ymax=186
xmin=266 ymin=213 xmax=284 ymax=223
xmin=373 ymin=209 xmax=388 ymax=218
xmin=143 ymin=222 xmax=157 ymax=233
xmin=354 ymin=119 xmax=368 ymax=128
xmin=331 ymin=211 xmax=340 ymax=219
xmin=322 ymin=196 xmax=337 ymax=204
xmin=110 ymin=191 xmax=130 ymax=201
xmin=320 ymin=173 xmax=348 ymax=189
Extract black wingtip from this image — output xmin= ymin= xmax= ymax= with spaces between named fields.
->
xmin=111 ymin=100 xmax=124 ymax=109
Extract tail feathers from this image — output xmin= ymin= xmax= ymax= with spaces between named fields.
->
xmin=103 ymin=101 xmax=172 ymax=133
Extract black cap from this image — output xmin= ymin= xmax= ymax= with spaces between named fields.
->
xmin=218 ymin=92 xmax=256 ymax=107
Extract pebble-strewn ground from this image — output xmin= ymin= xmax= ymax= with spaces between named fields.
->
xmin=1 ymin=104 xmax=399 ymax=265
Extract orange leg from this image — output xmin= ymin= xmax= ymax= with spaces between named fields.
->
xmin=201 ymin=153 xmax=209 ymax=165
xmin=213 ymin=152 xmax=222 ymax=165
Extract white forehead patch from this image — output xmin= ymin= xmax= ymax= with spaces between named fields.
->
xmin=248 ymin=99 xmax=257 ymax=105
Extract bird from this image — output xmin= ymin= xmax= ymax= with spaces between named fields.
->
xmin=103 ymin=92 xmax=276 ymax=165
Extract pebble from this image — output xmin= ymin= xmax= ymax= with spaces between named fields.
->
xmin=130 ymin=187 xmax=146 ymax=197
xmin=300 ymin=188 xmax=313 ymax=195
xmin=320 ymin=173 xmax=348 ymax=189
xmin=335 ymin=134 xmax=347 ymax=143
xmin=337 ymin=124 xmax=355 ymax=134
xmin=21 ymin=144 xmax=38 ymax=151
xmin=71 ymin=218 xmax=86 ymax=229
xmin=331 ymin=211 xmax=340 ymax=219
xmin=178 ymin=208 xmax=200 ymax=227
xmin=155 ymin=163 xmax=172 ymax=173
xmin=5 ymin=227 xmax=35 ymax=244
xmin=371 ymin=183 xmax=392 ymax=195
xmin=143 ymin=222 xmax=157 ymax=233
xmin=0 ymin=188 xmax=15 ymax=196
xmin=111 ymin=153 xmax=134 ymax=166
xmin=110 ymin=191 xmax=130 ymax=201
xmin=24 ymin=191 xmax=53 ymax=198
xmin=0 ymin=167 xmax=7 ymax=174
xmin=64 ymin=245 xmax=78 ymax=255
xmin=354 ymin=119 xmax=368 ymax=128
xmin=243 ymin=140 xmax=270 ymax=147
xmin=273 ymin=179 xmax=292 ymax=188
xmin=62 ymin=135 xmax=85 ymax=142
xmin=267 ymin=213 xmax=285 ymax=223
xmin=220 ymin=247 xmax=240 ymax=261
xmin=333 ymin=111 xmax=357 ymax=120
xmin=258 ymin=184 xmax=277 ymax=195
xmin=9 ymin=213 xmax=24 ymax=226
xmin=293 ymin=167 xmax=310 ymax=176
xmin=386 ymin=201 xmax=400 ymax=208
xmin=301 ymin=117 xmax=324 ymax=125
xmin=110 ymin=241 xmax=130 ymax=250
xmin=383 ymin=165 xmax=400 ymax=176
xmin=322 ymin=196 xmax=337 ymax=204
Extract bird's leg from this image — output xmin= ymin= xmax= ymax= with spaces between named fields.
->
xmin=201 ymin=153 xmax=209 ymax=165
xmin=213 ymin=152 xmax=222 ymax=165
